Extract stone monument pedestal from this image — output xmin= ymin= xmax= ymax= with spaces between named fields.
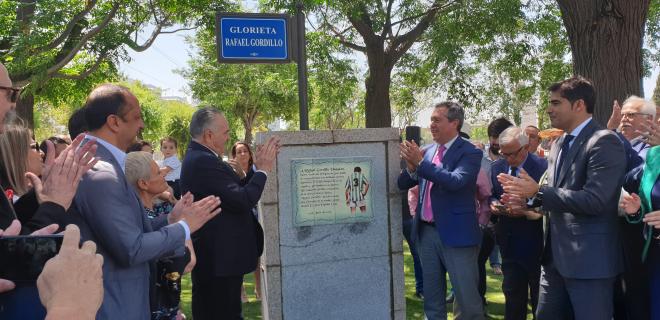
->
xmin=256 ymin=128 xmax=405 ymax=320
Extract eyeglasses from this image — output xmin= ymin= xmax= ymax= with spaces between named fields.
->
xmin=501 ymin=146 xmax=524 ymax=158
xmin=0 ymin=86 xmax=21 ymax=103
xmin=621 ymin=112 xmax=651 ymax=119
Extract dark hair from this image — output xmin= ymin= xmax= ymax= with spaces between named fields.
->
xmin=354 ymin=166 xmax=362 ymax=173
xmin=434 ymin=101 xmax=465 ymax=131
xmin=68 ymin=108 xmax=88 ymax=138
xmin=548 ymin=76 xmax=596 ymax=113
xmin=487 ymin=117 xmax=513 ymax=138
xmin=39 ymin=136 xmax=69 ymax=155
xmin=83 ymin=84 xmax=132 ymax=131
xmin=459 ymin=131 xmax=471 ymax=140
xmin=127 ymin=140 xmax=152 ymax=153
xmin=160 ymin=136 xmax=178 ymax=149
xmin=231 ymin=141 xmax=254 ymax=168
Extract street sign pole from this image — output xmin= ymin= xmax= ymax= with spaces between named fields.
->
xmin=295 ymin=2 xmax=309 ymax=131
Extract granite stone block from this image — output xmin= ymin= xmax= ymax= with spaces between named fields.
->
xmin=262 ymin=265 xmax=282 ymax=320
xmin=389 ymin=196 xmax=403 ymax=254
xmin=260 ymin=203 xmax=281 ymax=267
xmin=277 ymin=143 xmax=390 ymax=267
xmin=392 ymin=252 xmax=406 ymax=312
xmin=394 ymin=309 xmax=406 ymax=320
xmin=388 ymin=140 xmax=403 ymax=194
xmin=281 ymin=256 xmax=391 ymax=320
xmin=332 ymin=128 xmax=400 ymax=143
xmin=260 ymin=164 xmax=279 ymax=205
xmin=256 ymin=130 xmax=333 ymax=146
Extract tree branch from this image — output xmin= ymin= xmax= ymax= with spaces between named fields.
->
xmin=380 ymin=0 xmax=395 ymax=38
xmin=52 ymin=51 xmax=109 ymax=80
xmin=160 ymin=26 xmax=197 ymax=34
xmin=30 ymin=0 xmax=97 ymax=55
xmin=389 ymin=0 xmax=457 ymax=61
xmin=123 ymin=24 xmax=163 ymax=52
xmin=320 ymin=9 xmax=367 ymax=52
xmin=45 ymin=2 xmax=120 ymax=77
xmin=347 ymin=4 xmax=378 ymax=43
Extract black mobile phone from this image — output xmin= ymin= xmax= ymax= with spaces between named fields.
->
xmin=0 ymin=235 xmax=63 ymax=283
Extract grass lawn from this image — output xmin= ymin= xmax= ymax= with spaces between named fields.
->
xmin=180 ymin=242 xmax=534 ymax=319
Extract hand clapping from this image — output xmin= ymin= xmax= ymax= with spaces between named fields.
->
xmin=400 ymin=140 xmax=423 ymax=171
xmin=26 ymin=133 xmax=98 ymax=210
xmin=254 ymin=136 xmax=281 ymax=173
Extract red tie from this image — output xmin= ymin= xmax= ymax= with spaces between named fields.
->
xmin=422 ymin=145 xmax=445 ymax=222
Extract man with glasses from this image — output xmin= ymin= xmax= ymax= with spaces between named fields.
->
xmin=618 ymin=95 xmax=656 ymax=160
xmin=489 ymin=126 xmax=547 ymax=320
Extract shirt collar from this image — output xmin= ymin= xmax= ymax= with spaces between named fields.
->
xmin=194 ymin=139 xmax=219 ymax=158
xmin=510 ymin=153 xmax=529 ymax=171
xmin=568 ymin=117 xmax=592 ymax=138
xmin=86 ymin=134 xmax=126 ymax=173
xmin=441 ymin=134 xmax=459 ymax=152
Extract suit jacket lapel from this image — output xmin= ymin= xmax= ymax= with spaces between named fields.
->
xmin=548 ymin=136 xmax=562 ymax=187
xmin=556 ymin=121 xmax=597 ymax=186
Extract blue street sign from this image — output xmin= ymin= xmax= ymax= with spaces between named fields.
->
xmin=217 ymin=14 xmax=292 ymax=62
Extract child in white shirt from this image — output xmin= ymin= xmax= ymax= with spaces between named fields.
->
xmin=159 ymin=137 xmax=182 ymax=199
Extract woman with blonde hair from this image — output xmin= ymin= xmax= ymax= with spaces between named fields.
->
xmin=0 ymin=124 xmax=44 ymax=225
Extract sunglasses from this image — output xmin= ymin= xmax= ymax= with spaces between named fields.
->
xmin=0 ymin=85 xmax=21 ymax=103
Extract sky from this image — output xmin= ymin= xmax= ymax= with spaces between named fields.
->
xmin=118 ymin=19 xmax=659 ymax=127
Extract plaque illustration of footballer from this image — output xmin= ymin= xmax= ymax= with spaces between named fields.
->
xmin=345 ymin=166 xmax=370 ymax=214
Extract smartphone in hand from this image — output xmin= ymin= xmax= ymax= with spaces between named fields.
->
xmin=0 ymin=234 xmax=64 ymax=283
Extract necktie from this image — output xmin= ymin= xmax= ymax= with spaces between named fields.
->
xmin=556 ymin=135 xmax=574 ymax=177
xmin=422 ymin=145 xmax=446 ymax=222
xmin=510 ymin=166 xmax=518 ymax=177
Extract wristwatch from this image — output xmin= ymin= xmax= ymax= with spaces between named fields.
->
xmin=528 ymin=190 xmax=543 ymax=208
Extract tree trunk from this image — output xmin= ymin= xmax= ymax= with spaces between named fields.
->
xmin=16 ymin=93 xmax=34 ymax=128
xmin=556 ymin=0 xmax=650 ymax=125
xmin=364 ymin=43 xmax=394 ymax=128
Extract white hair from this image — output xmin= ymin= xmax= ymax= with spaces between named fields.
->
xmin=623 ymin=95 xmax=656 ymax=118
xmin=498 ymin=126 xmax=529 ymax=147
xmin=125 ymin=151 xmax=154 ymax=188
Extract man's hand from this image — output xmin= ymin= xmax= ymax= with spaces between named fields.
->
xmin=180 ymin=195 xmax=222 ymax=233
xmin=489 ymin=199 xmax=508 ymax=215
xmin=0 ymin=219 xmax=59 ymax=293
xmin=27 ymin=134 xmax=98 ymax=210
xmin=607 ymin=99 xmax=622 ymax=130
xmin=157 ymin=187 xmax=177 ymax=205
xmin=620 ymin=193 xmax=642 ymax=215
xmin=254 ymin=137 xmax=281 ymax=173
xmin=498 ymin=169 xmax=539 ymax=198
xmin=636 ymin=118 xmax=660 ymax=147
xmin=400 ymin=140 xmax=423 ymax=171
xmin=37 ymin=224 xmax=103 ymax=320
xmin=227 ymin=159 xmax=246 ymax=179
xmin=643 ymin=211 xmax=660 ymax=229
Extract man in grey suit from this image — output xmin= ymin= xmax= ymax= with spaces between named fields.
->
xmin=499 ymin=76 xmax=626 ymax=319
xmin=71 ymin=84 xmax=221 ymax=319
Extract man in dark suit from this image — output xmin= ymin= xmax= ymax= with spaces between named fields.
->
xmin=490 ymin=126 xmax=547 ymax=320
xmin=399 ymin=101 xmax=484 ymax=320
xmin=180 ymin=107 xmax=279 ymax=320
xmin=499 ymin=76 xmax=626 ymax=319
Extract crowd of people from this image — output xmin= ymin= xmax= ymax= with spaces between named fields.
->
xmin=0 ymin=61 xmax=280 ymax=320
xmin=0 ymin=60 xmax=659 ymax=320
xmin=400 ymin=76 xmax=660 ymax=320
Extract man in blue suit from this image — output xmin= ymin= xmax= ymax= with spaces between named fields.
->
xmin=399 ymin=101 xmax=484 ymax=320
xmin=71 ymin=85 xmax=221 ymax=319
xmin=490 ymin=127 xmax=547 ymax=320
